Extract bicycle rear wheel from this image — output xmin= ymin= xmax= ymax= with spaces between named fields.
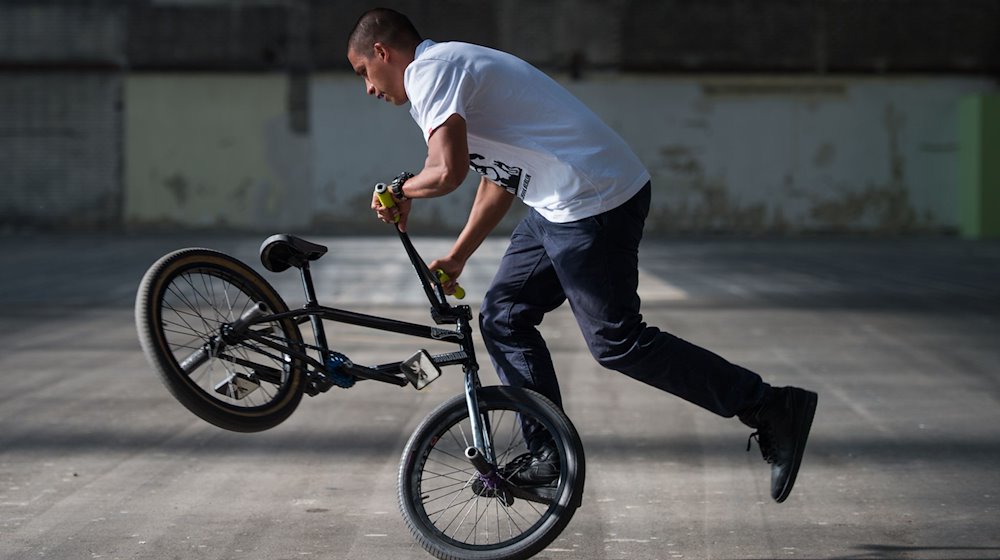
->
xmin=135 ymin=248 xmax=305 ymax=432
xmin=399 ymin=386 xmax=585 ymax=560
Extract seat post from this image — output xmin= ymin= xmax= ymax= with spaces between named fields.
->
xmin=299 ymin=262 xmax=330 ymax=355
xmin=299 ymin=261 xmax=319 ymax=306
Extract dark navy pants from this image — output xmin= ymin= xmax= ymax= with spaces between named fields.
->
xmin=480 ymin=183 xmax=770 ymax=422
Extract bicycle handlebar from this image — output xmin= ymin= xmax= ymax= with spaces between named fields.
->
xmin=433 ymin=269 xmax=466 ymax=300
xmin=373 ymin=182 xmax=398 ymax=223
xmin=374 ymin=182 xmax=466 ymax=301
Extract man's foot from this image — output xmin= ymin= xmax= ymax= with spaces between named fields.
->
xmin=501 ymin=445 xmax=560 ymax=487
xmin=741 ymin=387 xmax=818 ymax=503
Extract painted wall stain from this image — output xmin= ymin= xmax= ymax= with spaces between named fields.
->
xmin=809 ymin=184 xmax=915 ymax=232
xmin=808 ymin=104 xmax=917 ymax=232
xmin=164 ymin=174 xmax=188 ymax=206
xmin=813 ymin=143 xmax=836 ymax=168
xmin=651 ymin=145 xmax=770 ymax=233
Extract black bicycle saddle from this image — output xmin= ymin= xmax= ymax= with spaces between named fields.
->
xmin=259 ymin=234 xmax=328 ymax=272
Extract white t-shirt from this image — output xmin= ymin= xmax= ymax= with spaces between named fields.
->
xmin=404 ymin=40 xmax=650 ymax=223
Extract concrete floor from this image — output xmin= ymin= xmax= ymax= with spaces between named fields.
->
xmin=1 ymin=233 xmax=999 ymax=560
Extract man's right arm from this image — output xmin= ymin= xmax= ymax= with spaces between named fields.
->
xmin=373 ymin=113 xmax=469 ymax=231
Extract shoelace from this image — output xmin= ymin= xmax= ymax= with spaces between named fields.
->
xmin=746 ymin=429 xmax=777 ymax=464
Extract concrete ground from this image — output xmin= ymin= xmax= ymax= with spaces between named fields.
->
xmin=1 ymin=232 xmax=999 ymax=560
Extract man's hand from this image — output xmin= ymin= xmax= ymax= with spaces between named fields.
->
xmin=371 ymin=191 xmax=413 ymax=231
xmin=428 ymin=255 xmax=466 ymax=296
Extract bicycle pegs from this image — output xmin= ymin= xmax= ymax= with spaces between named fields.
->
xmin=434 ymin=269 xmax=466 ymax=300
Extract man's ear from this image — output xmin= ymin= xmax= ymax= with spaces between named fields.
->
xmin=373 ymin=42 xmax=389 ymax=62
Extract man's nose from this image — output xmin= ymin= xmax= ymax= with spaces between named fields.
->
xmin=365 ymin=79 xmax=376 ymax=96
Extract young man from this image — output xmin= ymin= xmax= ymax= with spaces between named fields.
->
xmin=347 ymin=8 xmax=817 ymax=503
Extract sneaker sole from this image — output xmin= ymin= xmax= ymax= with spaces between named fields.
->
xmin=774 ymin=389 xmax=818 ymax=503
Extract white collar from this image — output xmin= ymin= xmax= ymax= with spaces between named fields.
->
xmin=414 ymin=39 xmax=436 ymax=59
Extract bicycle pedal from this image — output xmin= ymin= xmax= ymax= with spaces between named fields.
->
xmin=402 ymin=350 xmax=441 ymax=390
xmin=214 ymin=374 xmax=260 ymax=400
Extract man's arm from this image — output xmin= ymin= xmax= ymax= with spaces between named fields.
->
xmin=430 ymin=175 xmax=515 ymax=291
xmin=404 ymin=113 xmax=469 ymax=198
xmin=373 ymin=113 xmax=469 ymax=231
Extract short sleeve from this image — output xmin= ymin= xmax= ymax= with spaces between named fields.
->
xmin=405 ymin=59 xmax=475 ymax=141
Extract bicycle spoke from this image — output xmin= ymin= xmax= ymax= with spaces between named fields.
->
xmin=428 ymin=476 xmax=475 ymax=524
xmin=428 ymin=446 xmax=471 ymax=466
xmin=414 ymin=402 xmax=565 ymax=549
xmin=444 ymin=490 xmax=479 ymax=539
xmin=420 ymin=467 xmax=473 ymax=487
xmin=156 ymin=267 xmax=294 ymax=410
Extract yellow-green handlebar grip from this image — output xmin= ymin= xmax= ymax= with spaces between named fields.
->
xmin=374 ymin=182 xmax=398 ymax=223
xmin=435 ymin=269 xmax=466 ymax=300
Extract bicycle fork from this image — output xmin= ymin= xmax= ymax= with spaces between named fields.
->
xmin=464 ymin=364 xmax=514 ymax=504
xmin=463 ymin=366 xmax=494 ymax=462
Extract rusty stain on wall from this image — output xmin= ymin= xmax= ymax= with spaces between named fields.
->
xmin=813 ymin=143 xmax=836 ymax=167
xmin=808 ymin=104 xmax=917 ymax=232
xmin=164 ymin=174 xmax=189 ymax=206
xmin=651 ymin=144 xmax=771 ymax=233
xmin=809 ymin=184 xmax=915 ymax=231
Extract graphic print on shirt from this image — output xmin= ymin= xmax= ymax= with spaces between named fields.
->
xmin=469 ymin=153 xmax=531 ymax=199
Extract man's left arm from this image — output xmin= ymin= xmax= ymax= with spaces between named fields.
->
xmin=429 ymin=175 xmax=515 ymax=294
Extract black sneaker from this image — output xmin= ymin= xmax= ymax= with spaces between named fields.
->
xmin=501 ymin=445 xmax=560 ymax=487
xmin=741 ymin=387 xmax=818 ymax=503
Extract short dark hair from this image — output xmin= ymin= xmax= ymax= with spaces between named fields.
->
xmin=347 ymin=8 xmax=422 ymax=55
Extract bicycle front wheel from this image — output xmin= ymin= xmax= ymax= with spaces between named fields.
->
xmin=399 ymin=386 xmax=585 ymax=560
xmin=135 ymin=248 xmax=305 ymax=432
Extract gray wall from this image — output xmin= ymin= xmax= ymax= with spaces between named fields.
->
xmin=122 ymin=73 xmax=995 ymax=234
xmin=2 ymin=0 xmax=998 ymax=233
xmin=0 ymin=73 xmax=122 ymax=229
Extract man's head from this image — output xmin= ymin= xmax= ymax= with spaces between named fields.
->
xmin=347 ymin=8 xmax=422 ymax=106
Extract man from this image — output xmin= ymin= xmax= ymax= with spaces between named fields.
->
xmin=347 ymin=8 xmax=817 ymax=503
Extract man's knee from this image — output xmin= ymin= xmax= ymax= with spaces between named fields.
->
xmin=479 ymin=291 xmax=506 ymax=340
xmin=591 ymin=344 xmax=635 ymax=371
xmin=587 ymin=324 xmax=666 ymax=372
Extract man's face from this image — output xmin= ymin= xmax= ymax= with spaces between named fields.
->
xmin=348 ymin=43 xmax=408 ymax=106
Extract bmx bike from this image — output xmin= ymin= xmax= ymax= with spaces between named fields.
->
xmin=134 ymin=185 xmax=586 ymax=560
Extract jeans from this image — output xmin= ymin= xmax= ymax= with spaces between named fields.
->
xmin=480 ymin=183 xmax=770 ymax=422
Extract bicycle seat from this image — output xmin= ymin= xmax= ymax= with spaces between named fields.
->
xmin=259 ymin=234 xmax=328 ymax=272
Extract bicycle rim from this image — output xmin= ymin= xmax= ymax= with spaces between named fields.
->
xmin=153 ymin=258 xmax=298 ymax=412
xmin=405 ymin=392 xmax=580 ymax=556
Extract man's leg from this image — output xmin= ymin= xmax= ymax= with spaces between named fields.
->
xmin=536 ymin=184 xmax=770 ymax=417
xmin=536 ymin=183 xmax=817 ymax=501
xmin=480 ymin=217 xmax=567 ymax=410
xmin=480 ymin=216 xmax=568 ymax=475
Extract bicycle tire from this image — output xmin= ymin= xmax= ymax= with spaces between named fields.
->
xmin=399 ymin=386 xmax=585 ymax=560
xmin=135 ymin=248 xmax=305 ymax=432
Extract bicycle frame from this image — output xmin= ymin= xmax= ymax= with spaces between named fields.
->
xmin=227 ymin=228 xmax=497 ymax=461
